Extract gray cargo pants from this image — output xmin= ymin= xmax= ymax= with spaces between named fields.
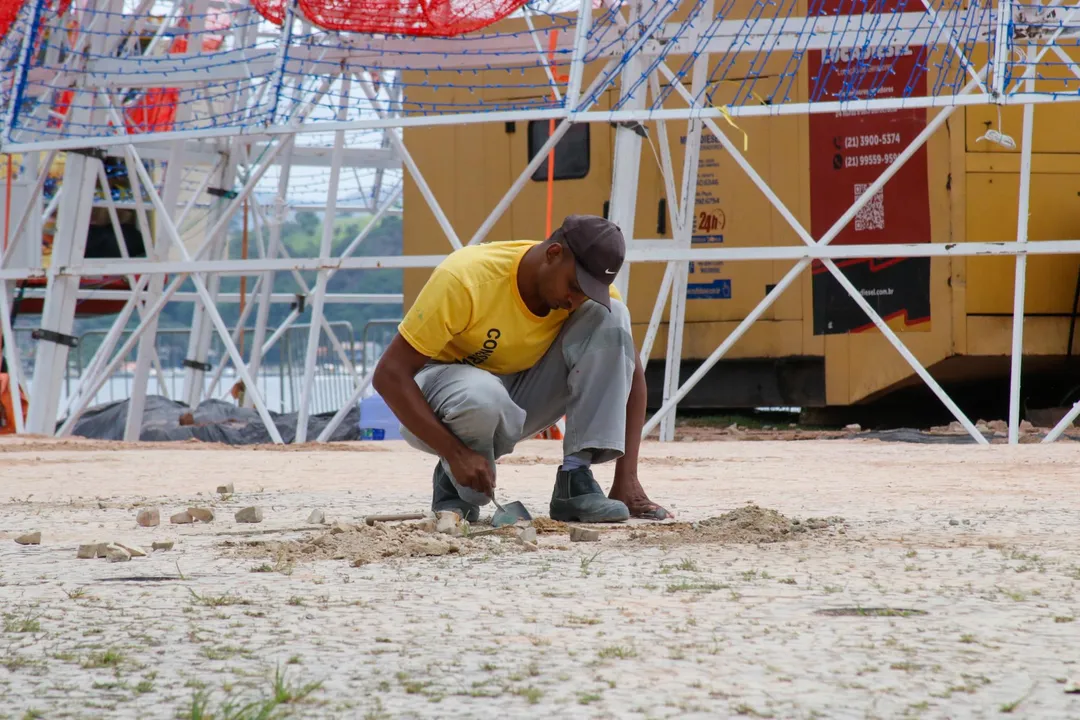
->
xmin=399 ymin=298 xmax=636 ymax=507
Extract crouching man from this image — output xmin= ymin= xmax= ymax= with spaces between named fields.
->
xmin=373 ymin=215 xmax=670 ymax=523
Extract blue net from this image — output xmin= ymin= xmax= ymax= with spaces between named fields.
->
xmin=7 ymin=3 xmax=278 ymax=145
xmin=1005 ymin=3 xmax=1080 ymax=96
xmin=1 ymin=0 xmax=1071 ymax=149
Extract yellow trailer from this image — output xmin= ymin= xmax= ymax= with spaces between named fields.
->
xmin=400 ymin=9 xmax=1080 ymax=417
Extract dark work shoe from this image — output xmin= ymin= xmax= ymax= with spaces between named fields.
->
xmin=549 ymin=467 xmax=630 ymax=523
xmin=432 ymin=463 xmax=479 ymax=522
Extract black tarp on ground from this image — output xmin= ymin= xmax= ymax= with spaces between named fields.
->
xmin=68 ymin=395 xmax=361 ymax=445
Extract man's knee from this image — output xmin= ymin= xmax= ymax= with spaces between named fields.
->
xmin=401 ymin=366 xmax=522 ymax=454
xmin=573 ymin=297 xmax=631 ymax=332
xmin=439 ymin=368 xmax=522 ymax=432
xmin=562 ymin=299 xmax=634 ymax=367
xmin=442 ymin=368 xmax=511 ymax=410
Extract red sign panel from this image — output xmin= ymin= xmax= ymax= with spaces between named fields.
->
xmin=808 ymin=41 xmax=933 ymax=335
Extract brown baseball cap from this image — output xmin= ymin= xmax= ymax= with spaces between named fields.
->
xmin=556 ymin=214 xmax=625 ymax=311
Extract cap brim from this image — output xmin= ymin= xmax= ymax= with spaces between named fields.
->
xmin=575 ymin=262 xmax=612 ymax=311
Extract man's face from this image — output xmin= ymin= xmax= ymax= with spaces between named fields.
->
xmin=538 ymin=243 xmax=589 ymax=312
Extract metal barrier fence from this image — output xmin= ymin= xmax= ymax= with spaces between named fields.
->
xmin=359 ymin=318 xmax=401 ymax=375
xmin=12 ymin=321 xmax=360 ymax=415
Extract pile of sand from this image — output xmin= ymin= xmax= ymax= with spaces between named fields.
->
xmin=629 ymin=504 xmax=845 ymax=546
xmin=233 ymin=506 xmax=845 ymax=567
xmin=531 ymin=517 xmax=570 ymax=535
xmin=240 ymin=521 xmax=525 ymax=567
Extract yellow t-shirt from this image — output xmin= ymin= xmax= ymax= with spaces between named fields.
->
xmin=398 ymin=241 xmax=622 ymax=375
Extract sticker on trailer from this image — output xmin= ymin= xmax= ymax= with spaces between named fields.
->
xmin=687 ymin=279 xmax=732 ymax=300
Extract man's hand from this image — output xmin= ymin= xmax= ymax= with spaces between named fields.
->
xmin=612 ymin=353 xmax=673 ymax=520
xmin=610 ymin=468 xmax=672 ymax=520
xmin=446 ymin=446 xmax=496 ymax=497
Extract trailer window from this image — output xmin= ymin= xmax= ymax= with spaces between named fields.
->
xmin=528 ymin=120 xmax=590 ymax=181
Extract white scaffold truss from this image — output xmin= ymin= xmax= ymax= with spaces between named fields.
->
xmin=1 ymin=0 xmax=1079 ymax=445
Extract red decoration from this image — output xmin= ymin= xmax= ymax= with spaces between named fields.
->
xmin=0 ymin=0 xmax=24 ymax=39
xmin=252 ymin=0 xmax=528 ymax=37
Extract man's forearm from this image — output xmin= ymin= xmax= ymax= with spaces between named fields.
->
xmin=614 ymin=356 xmax=647 ymax=478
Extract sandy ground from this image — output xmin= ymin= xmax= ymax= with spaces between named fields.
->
xmin=1 ymin=434 xmax=1079 ymax=719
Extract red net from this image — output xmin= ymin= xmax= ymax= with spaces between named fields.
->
xmin=4 ymin=0 xmax=72 ymax=38
xmin=253 ymin=0 xmax=529 ymax=36
xmin=124 ymin=87 xmax=181 ymax=134
xmin=0 ymin=0 xmax=25 ymax=39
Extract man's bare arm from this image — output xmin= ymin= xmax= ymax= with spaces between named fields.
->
xmin=609 ymin=355 xmax=671 ymax=518
xmin=372 ymin=336 xmax=495 ymax=494
xmin=615 ymin=355 xmax=647 ymax=478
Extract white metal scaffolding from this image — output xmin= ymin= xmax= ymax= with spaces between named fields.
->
xmin=0 ymin=0 xmax=1077 ymax=445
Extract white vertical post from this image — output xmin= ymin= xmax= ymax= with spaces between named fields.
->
xmin=26 ymin=150 xmax=98 ymax=434
xmin=61 ymin=277 xmax=148 ymax=418
xmin=295 ymin=77 xmax=350 ymax=443
xmin=638 ymin=72 xmax=683 ymax=369
xmin=124 ymin=140 xmax=185 ymax=440
xmin=245 ymin=140 xmax=294 ymax=402
xmin=183 ymin=157 xmax=239 ymax=407
xmin=606 ymin=0 xmax=646 ymax=300
xmin=565 ymin=0 xmax=594 ymax=111
xmin=992 ymin=0 xmax=1013 ymax=99
xmin=659 ymin=265 xmax=687 ymax=442
xmin=659 ymin=48 xmax=710 ymax=442
xmin=1008 ymin=56 xmax=1036 ymax=444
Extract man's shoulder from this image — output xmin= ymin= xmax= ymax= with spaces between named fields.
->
xmin=437 ymin=240 xmax=536 ymax=285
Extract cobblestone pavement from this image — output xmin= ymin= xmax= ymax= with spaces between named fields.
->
xmin=1 ymin=436 xmax=1079 ymax=719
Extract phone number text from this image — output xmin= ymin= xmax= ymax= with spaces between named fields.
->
xmin=843 ymin=133 xmax=902 ymax=149
xmin=843 ymin=152 xmax=900 ymax=168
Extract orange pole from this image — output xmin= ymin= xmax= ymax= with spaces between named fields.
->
xmin=239 ymin=197 xmax=248 ymax=354
xmin=545 ymin=28 xmax=565 ymax=239
xmin=537 ymin=28 xmax=571 ymax=440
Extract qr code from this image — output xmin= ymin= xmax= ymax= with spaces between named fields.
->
xmin=853 ymin=183 xmax=885 ymax=232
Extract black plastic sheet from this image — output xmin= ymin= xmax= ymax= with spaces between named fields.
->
xmin=68 ymin=395 xmax=360 ymax=445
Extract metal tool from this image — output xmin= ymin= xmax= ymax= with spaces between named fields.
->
xmin=490 ymin=493 xmax=532 ymax=528
xmin=364 ymin=513 xmax=426 ymax=526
